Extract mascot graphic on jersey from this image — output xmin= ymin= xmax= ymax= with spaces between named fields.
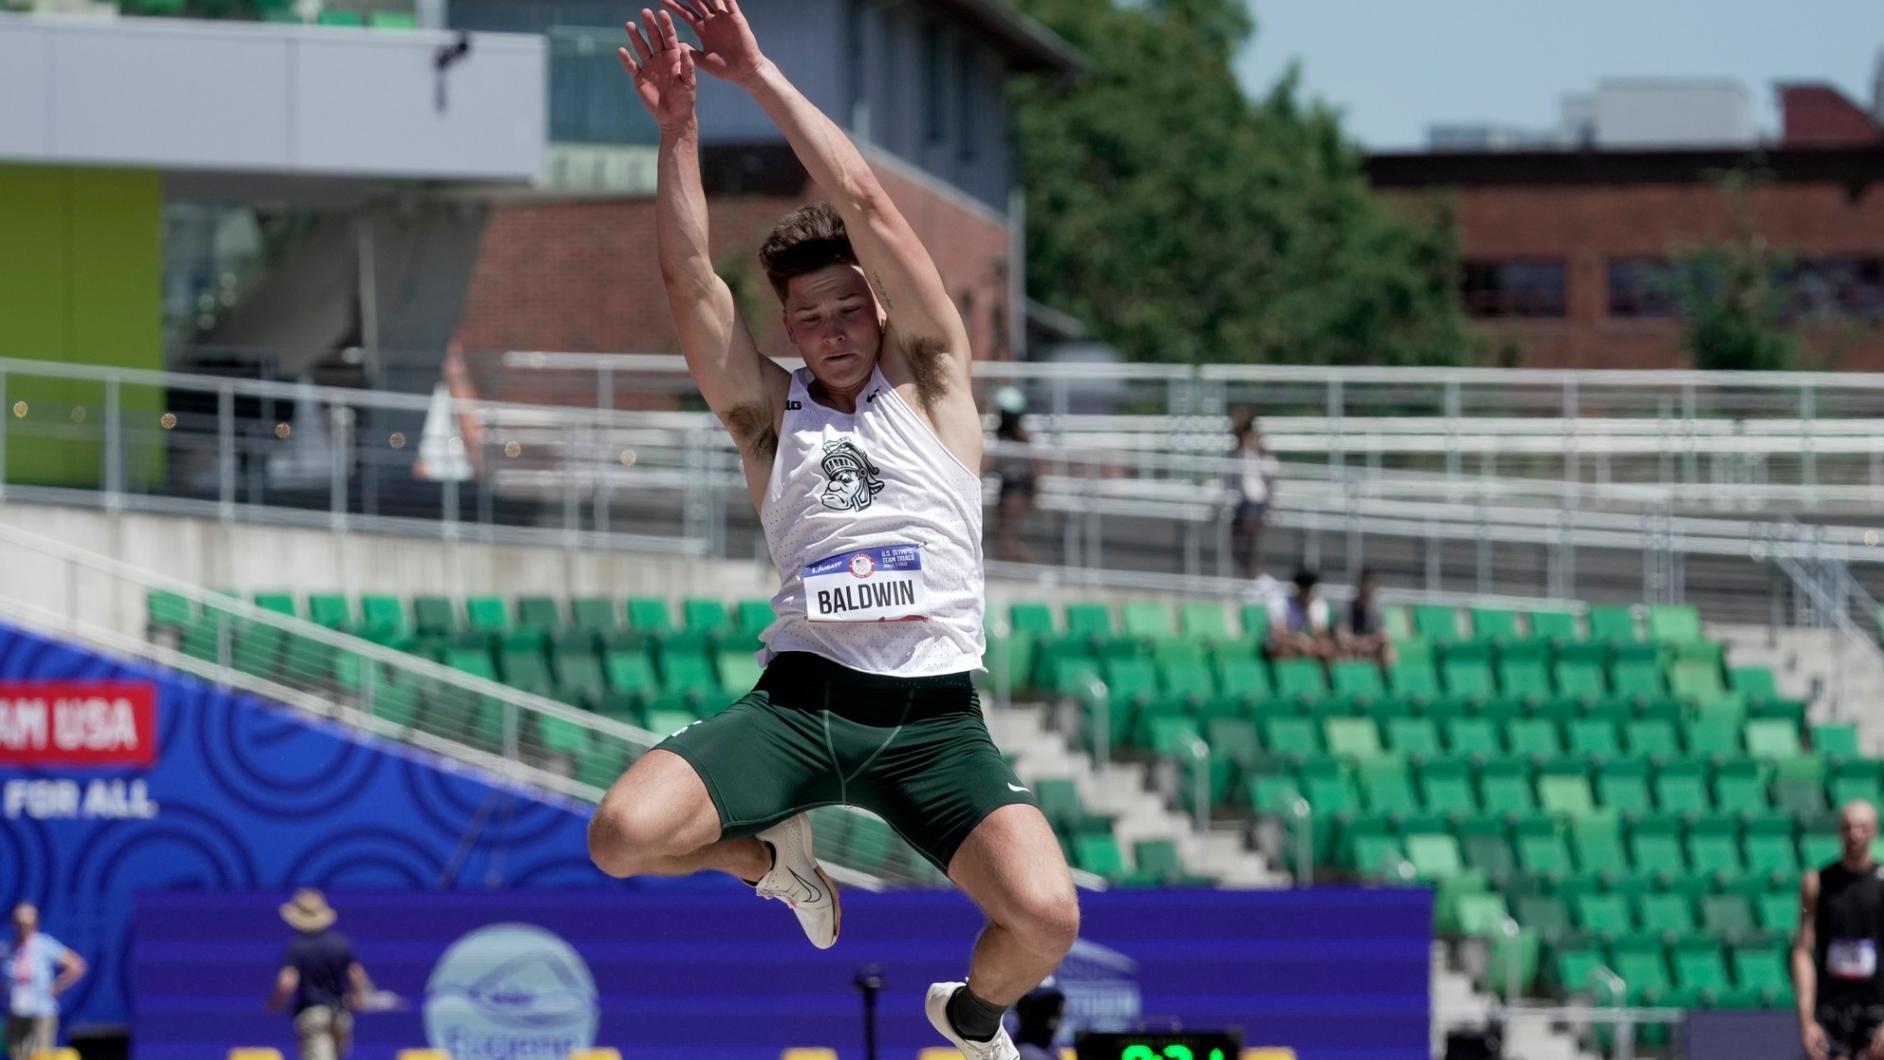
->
xmin=819 ymin=438 xmax=886 ymax=512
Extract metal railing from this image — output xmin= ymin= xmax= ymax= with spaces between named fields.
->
xmin=0 ymin=521 xmax=947 ymax=888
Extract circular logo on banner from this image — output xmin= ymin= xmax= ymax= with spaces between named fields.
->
xmin=424 ymin=923 xmax=599 ymax=1057
xmin=848 ymin=552 xmax=877 ymax=579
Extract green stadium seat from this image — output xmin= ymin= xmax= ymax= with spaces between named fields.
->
xmin=1263 ymin=717 xmax=1322 ymax=760
xmin=147 ymin=590 xmax=195 ymax=631
xmin=1445 ymin=717 xmax=1500 ymax=758
xmin=716 ymin=648 xmax=763 ymax=693
xmin=1177 ymin=602 xmax=1230 ymax=641
xmin=466 ymin=595 xmax=511 ymax=633
xmin=1727 ymin=664 xmax=1779 ymax=699
xmin=1344 ymin=816 xmax=1404 ymax=879
xmin=1687 ymin=717 xmax=1744 ymax=759
xmin=367 ymin=9 xmax=417 ymax=28
xmin=1688 ymin=815 xmax=1747 ymax=883
xmin=1636 ymin=892 xmax=1697 ymax=938
xmin=317 ymin=8 xmax=364 ymax=25
xmin=1158 ymin=654 xmax=1218 ymax=709
xmin=551 ymin=640 xmax=607 ymax=705
xmin=1147 ymin=715 xmax=1205 ymax=757
xmin=1358 ymin=755 xmax=1418 ymax=814
xmin=1670 ymin=938 xmax=1732 ymax=1006
xmin=1831 ymin=758 xmax=1884 ymax=807
xmin=1549 ymin=939 xmax=1605 ymax=996
xmin=682 ymin=598 xmax=731 ymax=634
xmin=1744 ymin=816 xmax=1800 ymax=882
xmin=1714 ymin=758 xmax=1771 ymax=816
xmin=1627 ymin=718 xmax=1681 ymax=759
xmin=1216 ymin=655 xmax=1272 ymax=702
xmin=1419 ymin=757 xmax=1479 ymax=816
xmin=1610 ymin=657 xmax=1665 ymax=702
xmin=570 ymin=597 xmax=620 ymax=632
xmin=1440 ymin=648 xmax=1497 ymax=702
xmin=305 ymin=593 xmax=352 ymax=630
xmin=413 ymin=595 xmax=458 ymax=636
xmin=1552 ymin=658 xmax=1608 ymax=703
xmin=1595 ymin=757 xmax=1652 ymax=816
xmin=1497 ymin=651 xmax=1554 ymax=705
xmin=533 ymin=713 xmax=592 ymax=756
xmin=1700 ymin=892 xmax=1757 ymax=943
xmin=1008 ymin=602 xmax=1056 ymax=637
xmin=1516 ymin=892 xmax=1570 ymax=941
xmin=1754 ymin=890 xmax=1800 ymax=936
xmin=1538 ymin=762 xmax=1595 ymax=818
xmin=1506 ymin=718 xmax=1564 ymax=760
xmin=1073 ymin=833 xmax=1126 ymax=878
xmin=1459 ymin=817 xmax=1517 ymax=886
xmin=1453 ymin=891 xmax=1511 ymax=937
xmin=1064 ymin=603 xmax=1115 ymax=643
xmin=1479 ymin=759 xmax=1538 ymax=817
xmin=1238 ymin=602 xmax=1274 ymax=644
xmin=985 ymin=634 xmax=1036 ymax=695
xmin=1516 ymin=816 xmax=1572 ymax=878
xmin=499 ymin=641 xmax=553 ymax=696
xmin=627 ymin=597 xmax=674 ymax=632
xmin=1608 ymin=934 xmax=1673 ymax=1004
xmin=1648 ymin=604 xmax=1705 ymax=645
xmin=1330 ymin=660 xmax=1387 ymax=704
xmin=1471 ymin=608 xmax=1522 ymax=645
xmin=1527 ymin=609 xmax=1581 ymax=645
xmin=1813 ymin=723 xmax=1862 ymax=759
xmin=1299 ymin=757 xmax=1358 ymax=817
xmin=602 ymin=641 xmax=660 ymax=696
xmin=1120 ymin=601 xmax=1176 ymax=642
xmin=1325 ymin=717 xmax=1383 ymax=760
xmin=1205 ymin=718 xmax=1260 ymax=767
xmin=1731 ymin=942 xmax=1791 ymax=1005
xmin=1774 ymin=756 xmax=1830 ymax=819
xmin=1567 ymin=717 xmax=1622 ymax=758
xmin=1406 ymin=831 xmax=1465 ymax=881
xmin=253 ymin=591 xmax=298 ymax=618
xmin=1630 ymin=815 xmax=1687 ymax=879
xmin=1131 ymin=839 xmax=1192 ymax=885
xmin=1272 ymin=658 xmax=1330 ymax=702
xmin=1386 ymin=716 xmax=1442 ymax=757
xmin=1803 ymin=831 xmax=1840 ymax=869
xmin=1035 ymin=778 xmax=1109 ymax=836
xmin=1588 ymin=605 xmax=1640 ymax=645
xmin=1570 ymin=813 xmax=1627 ymax=879
xmin=1387 ymin=656 xmax=1442 ymax=703
xmin=1572 ymin=891 xmax=1633 ymax=938
xmin=514 ymin=596 xmax=561 ymax=631
xmin=1412 ymin=605 xmax=1464 ymax=644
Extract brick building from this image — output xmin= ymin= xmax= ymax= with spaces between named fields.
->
xmin=1367 ymin=84 xmax=1884 ymax=371
xmin=447 ymin=0 xmax=1084 ymax=404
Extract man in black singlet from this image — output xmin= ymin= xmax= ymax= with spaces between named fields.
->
xmin=1796 ymin=800 xmax=1884 ymax=1059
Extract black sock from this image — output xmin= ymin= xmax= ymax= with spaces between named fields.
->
xmin=741 ymin=841 xmax=778 ymax=887
xmin=945 ymin=983 xmax=1007 ymax=1043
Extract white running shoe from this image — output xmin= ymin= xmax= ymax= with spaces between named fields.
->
xmin=754 ymin=815 xmax=841 ymax=949
xmin=924 ymin=982 xmax=1020 ymax=1060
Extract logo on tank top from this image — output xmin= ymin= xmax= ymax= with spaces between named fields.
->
xmin=819 ymin=438 xmax=886 ymax=512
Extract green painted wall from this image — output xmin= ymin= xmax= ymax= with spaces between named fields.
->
xmin=0 ymin=165 xmax=164 ymax=488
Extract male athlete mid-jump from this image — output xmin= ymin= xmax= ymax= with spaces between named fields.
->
xmin=587 ymin=4 xmax=1079 ymax=1056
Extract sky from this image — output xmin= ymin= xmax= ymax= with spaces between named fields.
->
xmin=1235 ymin=1 xmax=1884 ymax=150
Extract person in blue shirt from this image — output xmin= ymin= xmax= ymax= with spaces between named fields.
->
xmin=3 ymin=902 xmax=87 ymax=1060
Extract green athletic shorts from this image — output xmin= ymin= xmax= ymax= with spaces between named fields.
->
xmin=653 ymin=650 xmax=1036 ymax=874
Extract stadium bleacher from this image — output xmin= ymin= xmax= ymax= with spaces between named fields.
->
xmin=143 ymin=588 xmax=1882 ymax=1021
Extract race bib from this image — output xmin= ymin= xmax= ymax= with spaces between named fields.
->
xmin=803 ymin=544 xmax=924 ymax=622
xmin=1828 ymin=938 xmax=1877 ymax=980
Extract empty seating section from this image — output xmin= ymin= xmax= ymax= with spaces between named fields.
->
xmin=987 ymin=597 xmax=1852 ymax=1013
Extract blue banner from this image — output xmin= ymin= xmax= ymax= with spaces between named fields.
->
xmin=132 ymin=888 xmax=1431 ymax=1060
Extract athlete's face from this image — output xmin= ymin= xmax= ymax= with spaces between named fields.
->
xmin=1841 ymin=801 xmax=1878 ymax=860
xmin=783 ymin=265 xmax=884 ymax=395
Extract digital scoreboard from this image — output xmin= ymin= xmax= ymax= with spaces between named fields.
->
xmin=1075 ymin=1031 xmax=1244 ymax=1059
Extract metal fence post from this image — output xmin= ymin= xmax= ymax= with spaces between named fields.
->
xmin=218 ymin=383 xmax=236 ymax=521
xmin=1187 ymin=737 xmax=1211 ymax=833
xmin=1083 ymin=676 xmax=1110 ymax=772
xmin=104 ymin=375 xmax=123 ymax=510
xmin=1290 ymin=796 xmax=1313 ymax=886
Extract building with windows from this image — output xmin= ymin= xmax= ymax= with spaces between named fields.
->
xmin=1373 ymin=78 xmax=1884 ymax=370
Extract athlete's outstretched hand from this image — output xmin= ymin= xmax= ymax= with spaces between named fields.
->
xmin=660 ymin=0 xmax=767 ymax=86
xmin=618 ymin=8 xmax=695 ymax=131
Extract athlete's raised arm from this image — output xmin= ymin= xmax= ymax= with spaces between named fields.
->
xmin=620 ymin=9 xmax=789 ymax=483
xmin=662 ymin=0 xmax=980 ymax=460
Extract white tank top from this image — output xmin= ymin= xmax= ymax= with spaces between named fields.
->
xmin=758 ymin=365 xmax=985 ymax=676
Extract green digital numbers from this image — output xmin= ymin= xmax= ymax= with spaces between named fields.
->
xmin=1162 ymin=1047 xmax=1193 ymax=1060
xmin=1121 ymin=1048 xmax=1158 ymax=1060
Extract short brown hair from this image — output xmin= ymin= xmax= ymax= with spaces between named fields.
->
xmin=758 ymin=202 xmax=858 ymax=301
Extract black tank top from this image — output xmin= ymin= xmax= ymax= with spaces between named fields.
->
xmin=1816 ymin=859 xmax=1884 ymax=1007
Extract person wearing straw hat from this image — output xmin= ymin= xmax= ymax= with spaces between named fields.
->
xmin=3 ymin=902 xmax=86 ymax=1060
xmin=268 ymin=890 xmax=369 ymax=1060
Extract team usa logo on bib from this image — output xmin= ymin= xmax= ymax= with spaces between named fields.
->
xmin=804 ymin=544 xmax=923 ymax=621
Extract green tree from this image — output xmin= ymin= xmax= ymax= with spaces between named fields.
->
xmin=1010 ymin=0 xmax=1470 ymax=365
xmin=1670 ymin=170 xmax=1796 ymax=372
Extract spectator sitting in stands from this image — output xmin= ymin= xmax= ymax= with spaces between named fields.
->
xmin=1337 ymin=568 xmax=1394 ymax=665
xmin=1268 ymin=569 xmax=1334 ymax=661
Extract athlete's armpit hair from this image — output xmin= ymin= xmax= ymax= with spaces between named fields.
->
xmin=902 ymin=335 xmax=952 ymax=410
xmin=720 ymin=401 xmax=778 ymax=463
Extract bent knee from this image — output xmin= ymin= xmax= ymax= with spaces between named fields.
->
xmin=586 ymin=799 xmax=684 ymax=877
xmin=1002 ymin=881 xmax=1081 ymax=954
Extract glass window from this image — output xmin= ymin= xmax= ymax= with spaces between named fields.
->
xmin=1461 ymin=260 xmax=1567 ymax=318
